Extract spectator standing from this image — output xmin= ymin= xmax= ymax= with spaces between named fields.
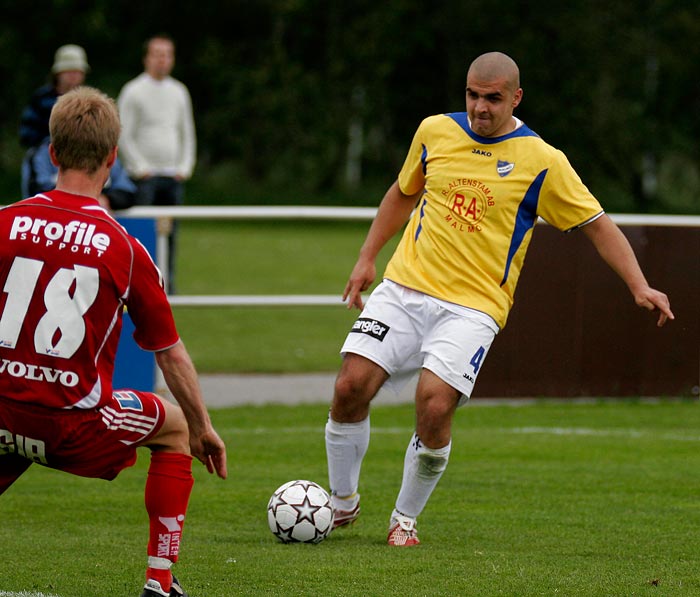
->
xmin=0 ymin=86 xmax=226 ymax=597
xmin=118 ymin=34 xmax=196 ymax=293
xmin=19 ymin=44 xmax=89 ymax=196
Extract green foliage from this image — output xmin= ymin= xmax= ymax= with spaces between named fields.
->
xmin=3 ymin=400 xmax=700 ymax=595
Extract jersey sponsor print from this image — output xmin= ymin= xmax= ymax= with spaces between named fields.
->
xmin=386 ymin=112 xmax=603 ymax=328
xmin=0 ymin=191 xmax=178 ymax=409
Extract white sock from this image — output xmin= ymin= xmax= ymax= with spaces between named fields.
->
xmin=394 ymin=432 xmax=451 ymax=519
xmin=325 ymin=415 xmax=370 ymax=499
xmin=147 ymin=557 xmax=173 ymax=570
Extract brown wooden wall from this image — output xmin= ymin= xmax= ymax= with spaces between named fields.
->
xmin=475 ymin=225 xmax=700 ymax=398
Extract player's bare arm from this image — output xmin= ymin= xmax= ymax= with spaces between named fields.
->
xmin=582 ymin=214 xmax=674 ymax=327
xmin=344 ymin=180 xmax=422 ymax=310
xmin=155 ymin=342 xmax=228 ymax=479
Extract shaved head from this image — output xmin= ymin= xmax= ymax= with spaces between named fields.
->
xmin=465 ymin=52 xmax=523 ymax=137
xmin=468 ymin=52 xmax=520 ymax=92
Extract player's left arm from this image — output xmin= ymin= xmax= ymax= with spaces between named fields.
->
xmin=581 ymin=214 xmax=674 ymax=327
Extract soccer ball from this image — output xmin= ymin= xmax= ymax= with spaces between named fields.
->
xmin=267 ymin=480 xmax=335 ymax=543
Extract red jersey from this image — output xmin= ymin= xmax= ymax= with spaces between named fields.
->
xmin=0 ymin=191 xmax=179 ymax=409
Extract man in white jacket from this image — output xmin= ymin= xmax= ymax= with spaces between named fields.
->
xmin=118 ymin=34 xmax=196 ymax=293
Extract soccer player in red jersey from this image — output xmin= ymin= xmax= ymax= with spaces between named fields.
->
xmin=0 ymin=86 xmax=227 ymax=597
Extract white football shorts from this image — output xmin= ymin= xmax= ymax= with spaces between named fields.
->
xmin=341 ymin=280 xmax=499 ymax=405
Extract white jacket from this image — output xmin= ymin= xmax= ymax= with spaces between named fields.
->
xmin=117 ymin=73 xmax=196 ymax=179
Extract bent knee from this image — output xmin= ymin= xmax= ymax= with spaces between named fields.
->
xmin=334 ymin=373 xmax=370 ymax=402
xmin=335 ymin=355 xmax=387 ymax=400
xmin=331 ymin=355 xmax=387 ymax=422
xmin=331 ymin=372 xmax=378 ymax=422
xmin=147 ymin=399 xmax=190 ymax=454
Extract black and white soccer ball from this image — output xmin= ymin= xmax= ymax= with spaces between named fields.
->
xmin=267 ymin=480 xmax=335 ymax=543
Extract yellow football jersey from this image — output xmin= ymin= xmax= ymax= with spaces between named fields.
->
xmin=384 ymin=112 xmax=603 ymax=328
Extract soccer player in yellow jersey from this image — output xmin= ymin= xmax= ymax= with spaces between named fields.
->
xmin=325 ymin=52 xmax=674 ymax=547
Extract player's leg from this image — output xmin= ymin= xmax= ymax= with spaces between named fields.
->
xmin=0 ymin=398 xmax=41 ymax=495
xmin=389 ymin=370 xmax=459 ymax=546
xmin=330 ymin=352 xmax=388 ymax=423
xmin=138 ymin=397 xmax=194 ymax=597
xmin=78 ymin=391 xmax=193 ymax=596
xmin=327 ymin=353 xmax=388 ymax=527
xmin=0 ymin=454 xmax=32 ymax=496
xmin=328 ymin=281 xmax=427 ymax=529
xmin=413 ymin=369 xmax=461 ymax=448
xmin=388 ymin=307 xmax=497 ymax=546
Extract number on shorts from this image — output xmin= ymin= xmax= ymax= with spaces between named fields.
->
xmin=469 ymin=345 xmax=486 ymax=374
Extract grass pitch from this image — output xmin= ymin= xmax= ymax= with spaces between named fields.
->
xmin=171 ymin=219 xmax=396 ymax=373
xmin=2 ymin=399 xmax=700 ymax=596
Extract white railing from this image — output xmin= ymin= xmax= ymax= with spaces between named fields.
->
xmin=118 ymin=205 xmax=380 ymax=306
xmin=117 ymin=206 xmax=700 ymax=307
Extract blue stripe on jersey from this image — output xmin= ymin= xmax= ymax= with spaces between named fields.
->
xmin=414 ymin=196 xmax=428 ymax=242
xmin=414 ymin=144 xmax=428 ymax=241
xmin=500 ymin=169 xmax=547 ymax=286
xmin=446 ymin=112 xmax=539 ymax=143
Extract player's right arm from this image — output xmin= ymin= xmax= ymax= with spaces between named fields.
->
xmin=344 ymin=180 xmax=422 ymax=310
xmin=125 ymin=239 xmax=227 ymax=478
xmin=155 ymin=342 xmax=227 ymax=479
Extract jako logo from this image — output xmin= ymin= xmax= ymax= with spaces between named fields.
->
xmin=350 ymin=318 xmax=390 ymax=341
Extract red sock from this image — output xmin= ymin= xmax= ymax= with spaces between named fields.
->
xmin=144 ymin=451 xmax=194 ymax=591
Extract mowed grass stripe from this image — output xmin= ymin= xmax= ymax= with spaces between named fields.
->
xmin=3 ymin=401 xmax=700 ymax=596
xmin=227 ymin=423 xmax=700 ymax=443
xmin=0 ymin=592 xmax=62 ymax=597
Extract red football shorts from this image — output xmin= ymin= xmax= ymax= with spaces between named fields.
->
xmin=0 ymin=390 xmax=166 ymax=493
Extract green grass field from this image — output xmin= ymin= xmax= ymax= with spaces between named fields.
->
xmin=3 ymin=399 xmax=700 ymax=596
xmin=171 ymin=219 xmax=396 ymax=373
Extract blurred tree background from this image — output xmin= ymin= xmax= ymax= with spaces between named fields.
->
xmin=0 ymin=0 xmax=698 ymax=213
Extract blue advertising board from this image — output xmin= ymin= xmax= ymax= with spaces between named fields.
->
xmin=112 ymin=218 xmax=157 ymax=391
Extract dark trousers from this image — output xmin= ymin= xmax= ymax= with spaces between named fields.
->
xmin=135 ymin=176 xmax=184 ymax=294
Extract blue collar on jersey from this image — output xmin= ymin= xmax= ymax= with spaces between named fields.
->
xmin=446 ymin=112 xmax=539 ymax=144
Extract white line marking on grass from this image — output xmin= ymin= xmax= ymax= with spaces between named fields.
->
xmin=512 ymin=426 xmax=644 ymax=438
xmin=233 ymin=426 xmax=326 ymax=435
xmin=231 ymin=426 xmax=411 ymax=435
xmin=230 ymin=425 xmax=700 ymax=442
xmin=509 ymin=427 xmax=700 ymax=442
xmin=0 ymin=592 xmax=62 ymax=597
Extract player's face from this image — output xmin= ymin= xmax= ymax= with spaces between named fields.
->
xmin=144 ymin=39 xmax=175 ymax=80
xmin=466 ymin=75 xmax=522 ymax=137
